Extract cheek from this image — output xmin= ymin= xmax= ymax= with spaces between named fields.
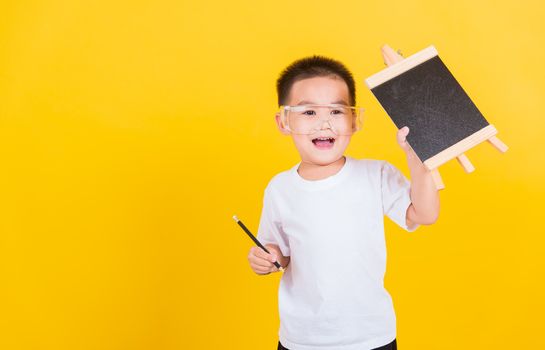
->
xmin=291 ymin=136 xmax=311 ymax=153
xmin=336 ymin=136 xmax=351 ymax=148
xmin=292 ymin=135 xmax=310 ymax=146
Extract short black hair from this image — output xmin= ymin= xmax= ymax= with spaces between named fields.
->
xmin=276 ymin=55 xmax=356 ymax=107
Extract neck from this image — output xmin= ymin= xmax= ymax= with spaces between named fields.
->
xmin=297 ymin=156 xmax=346 ymax=181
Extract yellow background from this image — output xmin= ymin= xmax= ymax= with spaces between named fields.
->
xmin=1 ymin=1 xmax=544 ymax=349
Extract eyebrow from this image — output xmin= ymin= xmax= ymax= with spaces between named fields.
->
xmin=295 ymin=99 xmax=349 ymax=106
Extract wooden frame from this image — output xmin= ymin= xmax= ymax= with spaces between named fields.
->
xmin=366 ymin=44 xmax=509 ymax=190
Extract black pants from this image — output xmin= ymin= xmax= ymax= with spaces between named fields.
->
xmin=277 ymin=338 xmax=397 ymax=350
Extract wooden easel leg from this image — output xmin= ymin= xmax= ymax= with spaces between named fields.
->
xmin=487 ymin=136 xmax=509 ymax=153
xmin=430 ymin=169 xmax=445 ymax=191
xmin=456 ymin=153 xmax=475 ymax=173
xmin=381 ymin=44 xmax=404 ymax=66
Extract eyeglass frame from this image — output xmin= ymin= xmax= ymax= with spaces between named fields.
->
xmin=278 ymin=103 xmax=365 ymax=136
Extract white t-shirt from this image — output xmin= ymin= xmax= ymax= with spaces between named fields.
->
xmin=256 ymin=155 xmax=419 ymax=350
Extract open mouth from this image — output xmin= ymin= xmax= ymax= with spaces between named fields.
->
xmin=312 ymin=137 xmax=335 ymax=149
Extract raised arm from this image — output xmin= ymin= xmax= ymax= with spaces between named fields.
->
xmin=397 ymin=126 xmax=440 ymax=225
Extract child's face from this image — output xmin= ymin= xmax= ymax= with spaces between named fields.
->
xmin=275 ymin=76 xmax=352 ymax=166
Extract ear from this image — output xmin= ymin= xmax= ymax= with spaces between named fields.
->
xmin=275 ymin=112 xmax=291 ymax=135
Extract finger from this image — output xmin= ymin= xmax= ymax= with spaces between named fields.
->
xmin=397 ymin=127 xmax=412 ymax=151
xmin=248 ymin=249 xmax=275 ymax=265
xmin=251 ymin=264 xmax=269 ymax=273
xmin=257 ymin=247 xmax=278 ymax=262
xmin=249 ymin=256 xmax=274 ymax=268
xmin=251 ymin=263 xmax=272 ymax=274
xmin=397 ymin=126 xmax=409 ymax=142
xmin=249 ymin=246 xmax=267 ymax=260
xmin=264 ymin=246 xmax=280 ymax=261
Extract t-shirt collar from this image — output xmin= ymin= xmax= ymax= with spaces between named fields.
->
xmin=290 ymin=155 xmax=353 ymax=191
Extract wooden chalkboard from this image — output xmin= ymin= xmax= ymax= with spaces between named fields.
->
xmin=365 ymin=45 xmax=508 ymax=189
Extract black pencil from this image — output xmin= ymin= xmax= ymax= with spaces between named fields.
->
xmin=232 ymin=215 xmax=284 ymax=272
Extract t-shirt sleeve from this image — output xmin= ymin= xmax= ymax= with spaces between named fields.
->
xmin=256 ymin=186 xmax=291 ymax=256
xmin=380 ymin=161 xmax=419 ymax=232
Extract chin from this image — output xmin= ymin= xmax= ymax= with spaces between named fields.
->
xmin=306 ymin=152 xmax=344 ymax=166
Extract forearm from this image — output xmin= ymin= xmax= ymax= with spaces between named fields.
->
xmin=406 ymin=150 xmax=440 ymax=224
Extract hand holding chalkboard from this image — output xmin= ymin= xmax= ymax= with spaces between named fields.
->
xmin=365 ymin=44 xmax=508 ymax=190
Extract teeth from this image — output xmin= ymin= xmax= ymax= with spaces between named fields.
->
xmin=312 ymin=137 xmax=335 ymax=145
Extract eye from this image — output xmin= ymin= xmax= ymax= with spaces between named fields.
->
xmin=302 ymin=110 xmax=316 ymax=116
xmin=331 ymin=109 xmax=346 ymax=116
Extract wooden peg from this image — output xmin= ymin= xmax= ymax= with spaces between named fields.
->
xmin=381 ymin=44 xmax=404 ymax=65
xmin=456 ymin=153 xmax=475 ymax=173
xmin=430 ymin=169 xmax=445 ymax=190
xmin=487 ymin=136 xmax=509 ymax=153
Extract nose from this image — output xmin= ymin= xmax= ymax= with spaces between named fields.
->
xmin=319 ymin=118 xmax=333 ymax=130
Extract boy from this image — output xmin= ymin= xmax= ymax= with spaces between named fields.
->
xmin=248 ymin=56 xmax=440 ymax=350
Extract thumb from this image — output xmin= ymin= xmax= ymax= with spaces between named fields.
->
xmin=396 ymin=126 xmax=412 ymax=152
xmin=264 ymin=244 xmax=279 ymax=261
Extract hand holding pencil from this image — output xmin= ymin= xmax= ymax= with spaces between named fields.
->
xmin=233 ymin=215 xmax=289 ymax=274
xmin=248 ymin=244 xmax=285 ymax=275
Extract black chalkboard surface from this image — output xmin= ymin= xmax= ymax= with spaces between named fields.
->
xmin=370 ymin=55 xmax=488 ymax=161
xmin=365 ymin=45 xmax=508 ymax=189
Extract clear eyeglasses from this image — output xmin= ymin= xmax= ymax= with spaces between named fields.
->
xmin=279 ymin=104 xmax=364 ymax=136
